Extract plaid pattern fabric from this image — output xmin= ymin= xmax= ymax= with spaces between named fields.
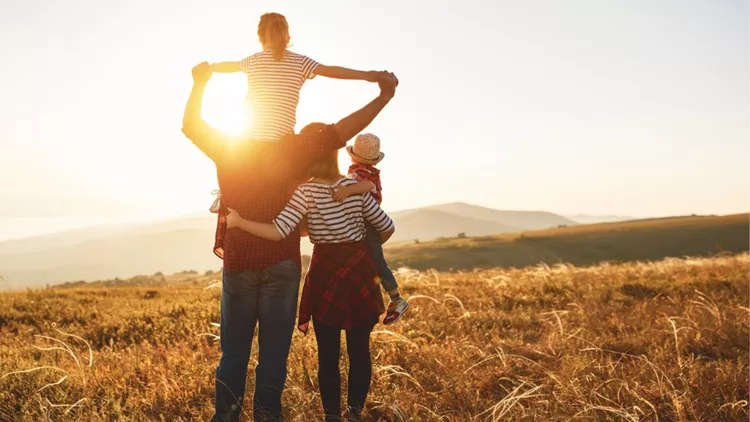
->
xmin=297 ymin=242 xmax=385 ymax=334
xmin=185 ymin=122 xmax=344 ymax=272
xmin=348 ymin=163 xmax=382 ymax=205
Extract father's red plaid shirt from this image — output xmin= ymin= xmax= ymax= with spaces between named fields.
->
xmin=182 ymin=122 xmax=344 ymax=272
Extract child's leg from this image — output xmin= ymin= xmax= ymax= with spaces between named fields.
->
xmin=364 ymin=223 xmax=400 ymax=298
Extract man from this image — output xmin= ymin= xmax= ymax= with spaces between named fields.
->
xmin=181 ymin=62 xmax=398 ymax=421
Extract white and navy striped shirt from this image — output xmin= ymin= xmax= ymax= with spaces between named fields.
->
xmin=240 ymin=50 xmax=319 ymax=142
xmin=273 ymin=178 xmax=395 ymax=243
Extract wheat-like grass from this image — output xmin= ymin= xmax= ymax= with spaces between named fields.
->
xmin=0 ymin=253 xmax=747 ymax=421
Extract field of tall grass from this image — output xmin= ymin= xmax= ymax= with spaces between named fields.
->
xmin=1 ymin=254 xmax=748 ymax=421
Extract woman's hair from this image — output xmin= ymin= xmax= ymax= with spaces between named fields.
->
xmin=306 ymin=150 xmax=340 ymax=180
xmin=299 ymin=122 xmax=340 ymax=179
xmin=258 ymin=13 xmax=290 ymax=61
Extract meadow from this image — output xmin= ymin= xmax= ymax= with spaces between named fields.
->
xmin=1 ymin=254 xmax=748 ymax=421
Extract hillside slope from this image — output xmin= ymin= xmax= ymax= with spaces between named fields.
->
xmin=385 ymin=214 xmax=749 ymax=271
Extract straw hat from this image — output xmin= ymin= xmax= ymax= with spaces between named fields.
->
xmin=346 ymin=133 xmax=385 ymax=165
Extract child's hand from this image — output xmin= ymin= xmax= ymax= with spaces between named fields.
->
xmin=331 ymin=186 xmax=353 ymax=202
xmin=191 ymin=62 xmax=212 ymax=83
xmin=365 ymin=70 xmax=383 ymax=83
xmin=226 ymin=207 xmax=240 ymax=228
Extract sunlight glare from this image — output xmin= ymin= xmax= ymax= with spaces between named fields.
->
xmin=202 ymin=74 xmax=251 ymax=137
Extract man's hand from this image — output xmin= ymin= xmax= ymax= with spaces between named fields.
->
xmin=378 ymin=72 xmax=398 ymax=100
xmin=377 ymin=71 xmax=398 ymax=85
xmin=192 ymin=62 xmax=212 ymax=84
xmin=366 ymin=70 xmax=393 ymax=83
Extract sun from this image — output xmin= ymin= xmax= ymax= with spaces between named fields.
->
xmin=201 ymin=74 xmax=251 ymax=137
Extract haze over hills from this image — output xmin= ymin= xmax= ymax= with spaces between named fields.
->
xmin=421 ymin=202 xmax=577 ymax=230
xmin=565 ymin=214 xmax=635 ymax=225
xmin=0 ymin=202 xmax=723 ymax=290
xmin=0 ymin=202 xmax=580 ymax=289
xmin=387 ymin=209 xmax=522 ymax=241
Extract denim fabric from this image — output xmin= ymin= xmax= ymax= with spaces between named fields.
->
xmin=364 ymin=222 xmax=398 ymax=292
xmin=211 ymin=259 xmax=301 ymax=422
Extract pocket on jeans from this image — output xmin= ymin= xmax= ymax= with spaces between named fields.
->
xmin=270 ymin=259 xmax=300 ymax=281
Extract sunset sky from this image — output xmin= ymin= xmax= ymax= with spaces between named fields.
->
xmin=0 ymin=0 xmax=748 ymax=240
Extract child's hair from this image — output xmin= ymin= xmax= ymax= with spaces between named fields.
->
xmin=258 ymin=13 xmax=290 ymax=62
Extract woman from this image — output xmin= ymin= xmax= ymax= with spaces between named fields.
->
xmin=225 ymin=145 xmax=395 ymax=421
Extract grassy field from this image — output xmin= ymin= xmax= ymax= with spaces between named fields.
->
xmin=1 ymin=253 xmax=748 ymax=421
xmin=386 ymin=214 xmax=750 ymax=271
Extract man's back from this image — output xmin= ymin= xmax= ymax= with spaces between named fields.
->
xmin=200 ymin=126 xmax=345 ymax=272
xmin=213 ymin=140 xmax=302 ymax=270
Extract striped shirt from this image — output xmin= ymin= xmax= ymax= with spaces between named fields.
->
xmin=240 ymin=50 xmax=319 ymax=141
xmin=273 ymin=178 xmax=395 ymax=243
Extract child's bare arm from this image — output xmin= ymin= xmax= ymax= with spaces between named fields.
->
xmin=332 ymin=181 xmax=377 ymax=202
xmin=211 ymin=61 xmax=242 ymax=73
xmin=314 ymin=65 xmax=379 ymax=82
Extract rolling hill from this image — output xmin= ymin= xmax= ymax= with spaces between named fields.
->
xmin=0 ymin=203 xmax=576 ymax=289
xmin=387 ymin=209 xmax=521 ymax=241
xmin=385 ymin=213 xmax=749 ymax=271
xmin=2 ymin=204 xmax=745 ymax=290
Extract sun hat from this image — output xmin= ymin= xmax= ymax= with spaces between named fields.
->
xmin=346 ymin=133 xmax=385 ymax=165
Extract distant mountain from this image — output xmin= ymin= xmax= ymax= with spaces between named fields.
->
xmin=0 ymin=202 xmax=577 ymax=290
xmin=0 ymin=227 xmax=219 ymax=290
xmin=565 ymin=214 xmax=635 ymax=225
xmin=421 ymin=202 xmax=577 ymax=230
xmin=0 ymin=221 xmax=142 ymax=255
xmin=389 ymin=209 xmax=521 ymax=242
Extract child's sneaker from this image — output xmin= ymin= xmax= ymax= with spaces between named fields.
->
xmin=383 ymin=299 xmax=409 ymax=325
xmin=209 ymin=190 xmax=222 ymax=213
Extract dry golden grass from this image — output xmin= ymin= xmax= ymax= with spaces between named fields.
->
xmin=1 ymin=254 xmax=748 ymax=421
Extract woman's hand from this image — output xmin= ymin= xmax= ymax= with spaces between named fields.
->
xmin=226 ymin=207 xmax=240 ymax=229
xmin=331 ymin=186 xmax=353 ymax=202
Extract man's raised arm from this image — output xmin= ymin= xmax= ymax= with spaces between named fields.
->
xmin=181 ymin=62 xmax=227 ymax=162
xmin=279 ymin=72 xmax=398 ymax=173
xmin=333 ymin=72 xmax=398 ymax=143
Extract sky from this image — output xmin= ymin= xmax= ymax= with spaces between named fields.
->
xmin=0 ymin=0 xmax=748 ymax=240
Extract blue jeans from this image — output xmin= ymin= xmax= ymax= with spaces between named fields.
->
xmin=211 ymin=259 xmax=301 ymax=422
xmin=364 ymin=223 xmax=399 ymax=293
